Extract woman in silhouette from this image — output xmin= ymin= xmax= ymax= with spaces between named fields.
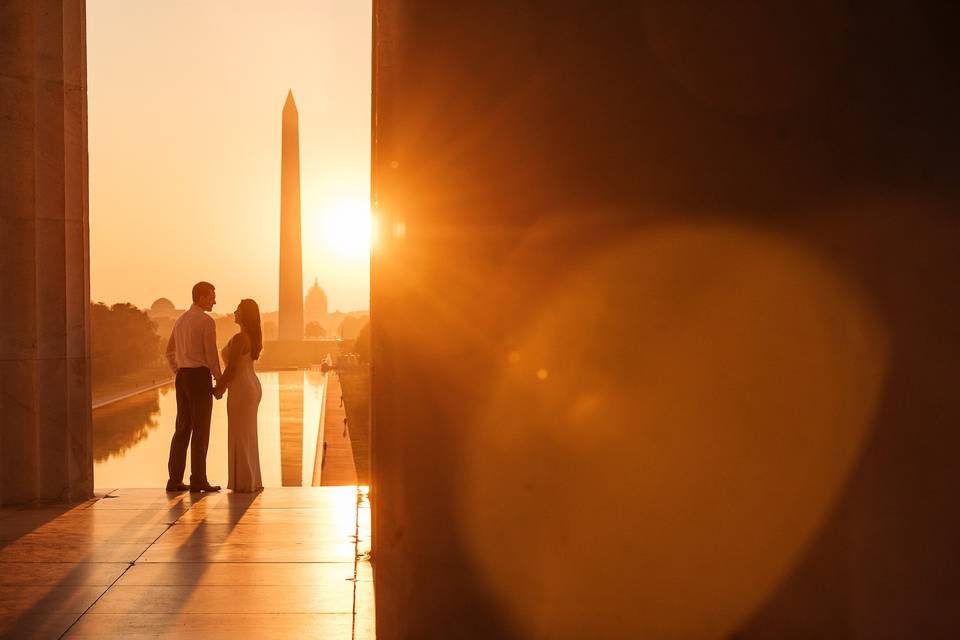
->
xmin=217 ymin=298 xmax=264 ymax=492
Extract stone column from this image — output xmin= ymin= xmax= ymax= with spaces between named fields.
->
xmin=371 ymin=1 xmax=960 ymax=638
xmin=0 ymin=0 xmax=92 ymax=504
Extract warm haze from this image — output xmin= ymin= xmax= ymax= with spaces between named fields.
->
xmin=87 ymin=0 xmax=372 ymax=312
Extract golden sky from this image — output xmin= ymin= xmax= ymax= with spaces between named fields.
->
xmin=87 ymin=1 xmax=371 ymax=313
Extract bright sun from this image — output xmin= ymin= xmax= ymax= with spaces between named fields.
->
xmin=322 ymin=199 xmax=373 ymax=259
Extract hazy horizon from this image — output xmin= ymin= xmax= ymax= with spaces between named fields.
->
xmin=87 ymin=1 xmax=372 ymax=313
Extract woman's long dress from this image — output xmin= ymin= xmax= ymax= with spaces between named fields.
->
xmin=224 ymin=345 xmax=263 ymax=492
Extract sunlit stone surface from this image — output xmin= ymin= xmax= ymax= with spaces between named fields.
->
xmin=0 ymin=487 xmax=373 ymax=639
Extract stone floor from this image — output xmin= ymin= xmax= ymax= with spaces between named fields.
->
xmin=0 ymin=487 xmax=374 ymax=639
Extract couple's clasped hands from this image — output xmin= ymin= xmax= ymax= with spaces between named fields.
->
xmin=212 ymin=383 xmax=226 ymax=400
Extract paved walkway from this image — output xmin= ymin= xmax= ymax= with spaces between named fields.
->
xmin=0 ymin=487 xmax=373 ymax=639
xmin=316 ymin=373 xmax=358 ymax=486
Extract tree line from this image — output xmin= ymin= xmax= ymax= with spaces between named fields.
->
xmin=90 ymin=302 xmax=162 ymax=381
xmin=90 ymin=302 xmax=372 ymax=381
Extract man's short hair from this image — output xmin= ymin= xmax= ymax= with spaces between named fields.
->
xmin=192 ymin=281 xmax=215 ymax=303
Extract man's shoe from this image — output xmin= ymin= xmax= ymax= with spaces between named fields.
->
xmin=166 ymin=482 xmax=189 ymax=492
xmin=189 ymin=484 xmax=221 ymax=492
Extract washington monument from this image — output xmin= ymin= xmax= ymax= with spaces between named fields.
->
xmin=279 ymin=90 xmax=304 ymax=341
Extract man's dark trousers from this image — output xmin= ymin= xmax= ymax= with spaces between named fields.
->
xmin=168 ymin=366 xmax=213 ymax=486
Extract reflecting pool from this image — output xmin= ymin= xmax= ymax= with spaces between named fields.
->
xmin=94 ymin=370 xmax=326 ymax=488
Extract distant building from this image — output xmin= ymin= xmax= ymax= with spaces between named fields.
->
xmin=148 ymin=297 xmax=178 ymax=318
xmin=305 ymin=278 xmax=328 ymax=326
xmin=338 ymin=314 xmax=368 ymax=340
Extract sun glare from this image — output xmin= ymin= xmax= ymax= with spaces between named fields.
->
xmin=322 ymin=199 xmax=373 ymax=259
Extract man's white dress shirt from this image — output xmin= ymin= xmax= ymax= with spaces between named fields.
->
xmin=165 ymin=304 xmax=222 ymax=382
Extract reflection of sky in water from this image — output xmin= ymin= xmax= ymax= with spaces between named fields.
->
xmin=94 ymin=371 xmax=324 ymax=488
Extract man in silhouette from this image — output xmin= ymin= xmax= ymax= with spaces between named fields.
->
xmin=164 ymin=281 xmax=223 ymax=492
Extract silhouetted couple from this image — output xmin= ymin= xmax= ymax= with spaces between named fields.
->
xmin=165 ymin=281 xmax=264 ymax=493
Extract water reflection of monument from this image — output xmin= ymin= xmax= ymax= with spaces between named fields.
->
xmin=278 ymin=370 xmax=305 ymax=486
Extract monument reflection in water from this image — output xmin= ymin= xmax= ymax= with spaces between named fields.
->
xmin=93 ymin=370 xmax=324 ymax=488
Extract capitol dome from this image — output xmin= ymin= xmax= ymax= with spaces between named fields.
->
xmin=149 ymin=298 xmax=176 ymax=315
xmin=305 ymin=278 xmax=328 ymax=324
